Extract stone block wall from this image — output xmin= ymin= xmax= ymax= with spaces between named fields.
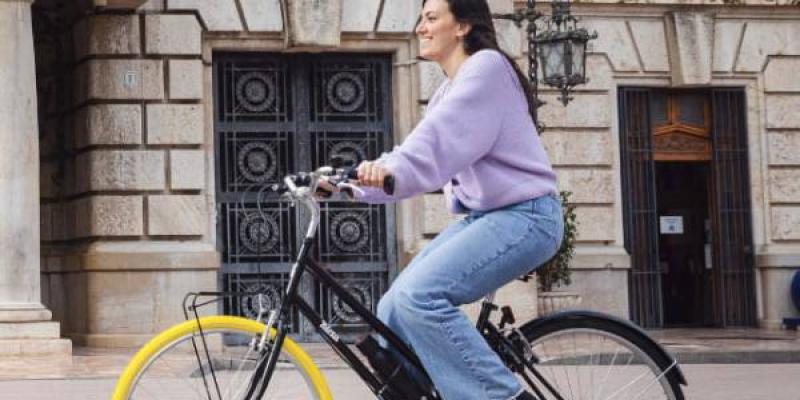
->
xmin=709 ymin=17 xmax=800 ymax=327
xmin=40 ymin=8 xmax=217 ymax=346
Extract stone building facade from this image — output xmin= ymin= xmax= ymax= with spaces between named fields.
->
xmin=0 ymin=0 xmax=798 ymax=353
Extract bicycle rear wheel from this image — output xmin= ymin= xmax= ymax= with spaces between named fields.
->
xmin=113 ymin=316 xmax=331 ymax=400
xmin=519 ymin=313 xmax=684 ymax=400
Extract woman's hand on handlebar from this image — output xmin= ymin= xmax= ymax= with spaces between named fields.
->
xmin=357 ymin=160 xmax=390 ymax=188
xmin=314 ymin=176 xmax=362 ymax=200
xmin=314 ymin=177 xmax=339 ymax=199
xmin=310 ymin=160 xmax=393 ymax=200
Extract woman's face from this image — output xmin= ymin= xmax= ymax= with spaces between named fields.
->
xmin=416 ymin=0 xmax=469 ymax=62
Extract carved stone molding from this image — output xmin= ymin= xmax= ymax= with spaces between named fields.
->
xmin=666 ymin=11 xmax=715 ymax=86
xmin=283 ymin=0 xmax=342 ymax=48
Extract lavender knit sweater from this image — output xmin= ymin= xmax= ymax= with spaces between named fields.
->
xmin=357 ymin=49 xmax=557 ymax=212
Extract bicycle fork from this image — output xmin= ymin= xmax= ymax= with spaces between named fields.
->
xmin=241 ymin=257 xmax=308 ymax=400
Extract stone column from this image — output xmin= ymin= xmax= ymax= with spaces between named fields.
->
xmin=0 ymin=0 xmax=70 ymax=357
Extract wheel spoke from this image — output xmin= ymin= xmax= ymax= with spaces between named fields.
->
xmin=521 ymin=321 xmax=681 ymax=400
xmin=118 ymin=317 xmax=322 ymax=400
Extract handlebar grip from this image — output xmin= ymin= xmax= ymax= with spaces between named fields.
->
xmin=383 ymin=175 xmax=395 ymax=196
xmin=343 ymin=167 xmax=395 ymax=195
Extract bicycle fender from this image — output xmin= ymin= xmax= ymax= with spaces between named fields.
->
xmin=519 ymin=310 xmax=688 ymax=386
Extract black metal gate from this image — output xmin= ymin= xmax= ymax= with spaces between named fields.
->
xmin=213 ymin=53 xmax=396 ymax=340
xmin=710 ymin=88 xmax=756 ymax=327
xmin=619 ymin=88 xmax=663 ymax=328
xmin=620 ymin=87 xmax=756 ymax=328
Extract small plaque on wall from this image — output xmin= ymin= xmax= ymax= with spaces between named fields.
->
xmin=659 ymin=216 xmax=684 ymax=235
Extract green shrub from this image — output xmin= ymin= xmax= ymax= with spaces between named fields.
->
xmin=538 ymin=190 xmax=577 ymax=292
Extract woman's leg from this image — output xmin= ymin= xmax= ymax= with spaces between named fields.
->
xmin=377 ymin=217 xmax=469 ymax=322
xmin=378 ymin=196 xmax=563 ymax=400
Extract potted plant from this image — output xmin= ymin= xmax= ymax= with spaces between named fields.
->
xmin=537 ymin=190 xmax=580 ymax=316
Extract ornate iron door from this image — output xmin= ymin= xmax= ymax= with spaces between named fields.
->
xmin=619 ymin=88 xmax=663 ymax=328
xmin=213 ymin=53 xmax=396 ymax=340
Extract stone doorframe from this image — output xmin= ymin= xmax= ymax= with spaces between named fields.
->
xmin=609 ymin=75 xmax=769 ymax=325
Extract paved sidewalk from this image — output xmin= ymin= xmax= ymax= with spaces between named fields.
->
xmin=0 ymin=327 xmax=797 ymax=382
xmin=0 ymin=327 xmax=797 ymax=399
xmin=0 ymin=364 xmax=799 ymax=399
xmin=651 ymin=327 xmax=800 ymax=363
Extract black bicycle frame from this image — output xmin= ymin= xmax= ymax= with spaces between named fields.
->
xmin=241 ymin=237 xmax=435 ymax=399
xmin=230 ymin=232 xmax=573 ymax=400
xmin=176 ymin=241 xmax=567 ymax=400
xmin=183 ymin=181 xmax=562 ymax=400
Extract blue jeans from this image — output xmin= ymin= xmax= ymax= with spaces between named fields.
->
xmin=377 ymin=194 xmax=564 ymax=400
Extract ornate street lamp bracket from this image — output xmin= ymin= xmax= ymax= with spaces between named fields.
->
xmin=494 ymin=0 xmax=598 ymax=129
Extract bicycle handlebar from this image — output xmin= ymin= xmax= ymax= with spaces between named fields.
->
xmin=272 ymin=164 xmax=395 ymax=197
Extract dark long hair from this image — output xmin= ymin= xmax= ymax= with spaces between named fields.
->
xmin=423 ymin=0 xmax=537 ymax=124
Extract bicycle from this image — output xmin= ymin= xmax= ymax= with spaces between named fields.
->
xmin=113 ymin=160 xmax=687 ymax=400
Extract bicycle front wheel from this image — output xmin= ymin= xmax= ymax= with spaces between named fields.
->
xmin=113 ymin=316 xmax=332 ymax=400
xmin=519 ymin=312 xmax=685 ymax=400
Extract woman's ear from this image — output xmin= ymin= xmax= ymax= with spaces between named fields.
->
xmin=456 ymin=22 xmax=472 ymax=39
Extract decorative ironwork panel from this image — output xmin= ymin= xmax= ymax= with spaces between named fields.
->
xmin=218 ymin=131 xmax=294 ymax=193
xmin=316 ymin=202 xmax=387 ymax=263
xmin=306 ymin=55 xmax=395 ymax=341
xmin=619 ymin=88 xmax=663 ymax=329
xmin=217 ymin=57 xmax=292 ymax=123
xmin=312 ymin=131 xmax=384 ymax=171
xmin=220 ymin=202 xmax=296 ymax=264
xmin=224 ymin=273 xmax=299 ymax=332
xmin=310 ymin=59 xmax=385 ymax=122
xmin=215 ymin=53 xmax=395 ymax=339
xmin=710 ymin=88 xmax=756 ymax=327
xmin=316 ymin=272 xmax=388 ymax=331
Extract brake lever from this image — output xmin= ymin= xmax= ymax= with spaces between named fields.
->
xmin=336 ymin=182 xmax=364 ymax=198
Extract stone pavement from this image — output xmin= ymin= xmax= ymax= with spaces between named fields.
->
xmin=1 ymin=363 xmax=800 ymax=400
xmin=650 ymin=327 xmax=800 ymax=363
xmin=0 ymin=327 xmax=797 ymax=399
xmin=0 ymin=328 xmax=797 ymax=380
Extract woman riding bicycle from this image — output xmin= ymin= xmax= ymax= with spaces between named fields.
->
xmin=326 ymin=0 xmax=564 ymax=399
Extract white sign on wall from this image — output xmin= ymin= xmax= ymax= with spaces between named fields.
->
xmin=659 ymin=216 xmax=684 ymax=235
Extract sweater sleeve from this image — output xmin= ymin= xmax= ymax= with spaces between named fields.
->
xmin=378 ymin=51 xmax=513 ymax=199
xmin=354 ymin=80 xmax=452 ymax=204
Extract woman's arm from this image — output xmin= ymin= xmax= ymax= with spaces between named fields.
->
xmin=378 ymin=50 xmax=516 ymax=199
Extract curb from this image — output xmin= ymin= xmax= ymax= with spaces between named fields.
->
xmin=671 ymin=350 xmax=800 ymax=364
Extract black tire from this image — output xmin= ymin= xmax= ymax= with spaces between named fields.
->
xmin=518 ymin=311 xmax=685 ymax=400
